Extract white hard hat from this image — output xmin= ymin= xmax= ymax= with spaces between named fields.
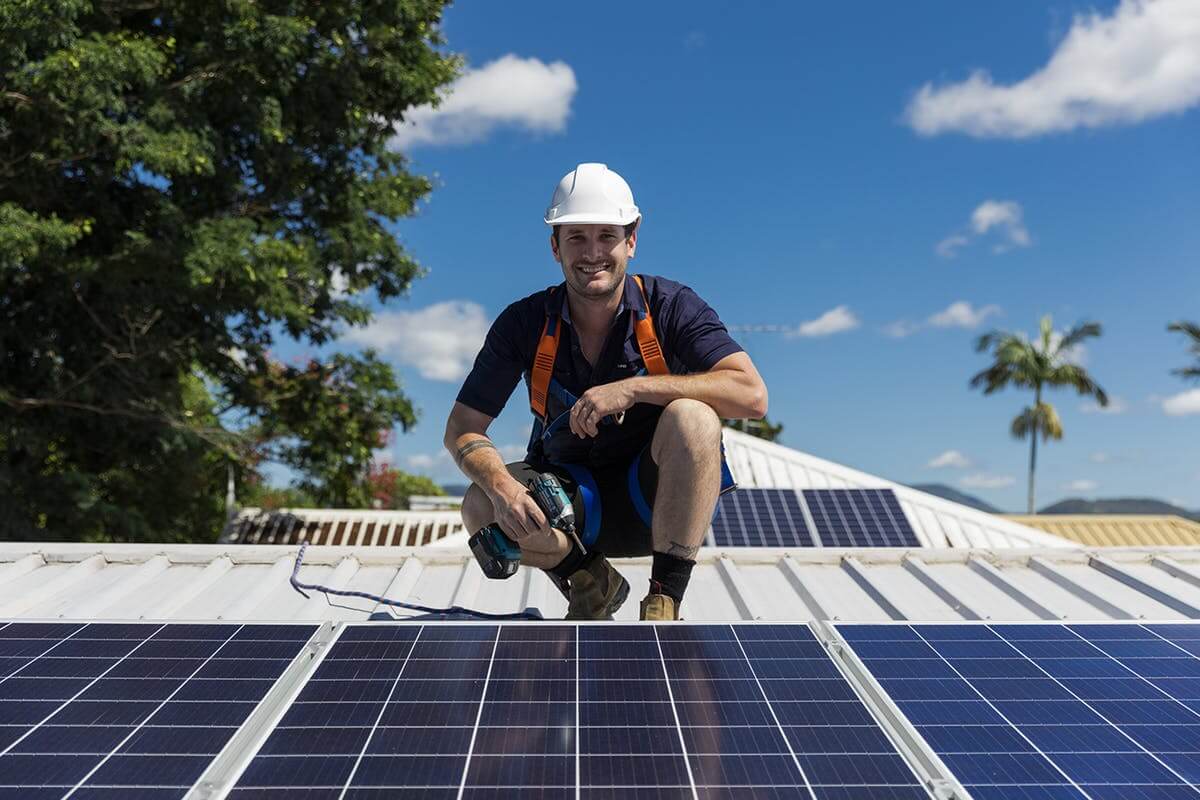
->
xmin=544 ymin=163 xmax=640 ymax=227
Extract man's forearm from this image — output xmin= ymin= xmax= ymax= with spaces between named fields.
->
xmin=447 ymin=433 xmax=515 ymax=498
xmin=629 ymin=370 xmax=766 ymax=418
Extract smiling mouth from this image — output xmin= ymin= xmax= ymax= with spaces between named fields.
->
xmin=576 ymin=263 xmax=609 ymax=275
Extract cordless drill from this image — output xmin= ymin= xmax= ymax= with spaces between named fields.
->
xmin=469 ymin=473 xmax=579 ymax=579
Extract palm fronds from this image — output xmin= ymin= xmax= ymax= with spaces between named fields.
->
xmin=1011 ymin=402 xmax=1063 ymax=442
xmin=1169 ymin=321 xmax=1200 ymax=381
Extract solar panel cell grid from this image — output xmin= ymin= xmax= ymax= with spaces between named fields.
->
xmin=710 ymin=488 xmax=815 ymax=548
xmin=234 ymin=623 xmax=929 ymax=798
xmin=840 ymin=622 xmax=1200 ymax=800
xmin=0 ymin=621 xmax=315 ymax=799
xmin=804 ymin=489 xmax=920 ymax=548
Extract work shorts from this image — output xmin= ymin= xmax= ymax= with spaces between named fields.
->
xmin=504 ymin=444 xmax=658 ymax=558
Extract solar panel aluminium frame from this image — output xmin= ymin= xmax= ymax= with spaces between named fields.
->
xmin=188 ymin=620 xmax=338 ymax=798
xmin=204 ymin=615 xmax=359 ymax=796
xmin=217 ymin=619 xmax=944 ymax=799
xmin=814 ymin=619 xmax=966 ymax=799
xmin=822 ymin=618 xmax=1200 ymax=800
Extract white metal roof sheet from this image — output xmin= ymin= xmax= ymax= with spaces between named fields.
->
xmin=4 ymin=542 xmax=1199 ymax=624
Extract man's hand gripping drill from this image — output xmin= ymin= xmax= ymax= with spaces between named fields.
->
xmin=468 ymin=473 xmax=583 ymax=580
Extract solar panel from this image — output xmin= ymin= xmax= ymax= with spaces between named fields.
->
xmin=711 ymin=488 xmax=815 ymax=547
xmin=233 ymin=623 xmax=928 ymax=797
xmin=803 ymin=489 xmax=919 ymax=547
xmin=840 ymin=622 xmax=1200 ymax=799
xmin=0 ymin=621 xmax=316 ymax=797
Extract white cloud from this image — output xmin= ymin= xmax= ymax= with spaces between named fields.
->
xmin=928 ymin=301 xmax=1002 ymax=329
xmin=905 ymin=0 xmax=1200 ymax=139
xmin=883 ymin=320 xmax=921 ymax=339
xmin=971 ymin=201 xmax=1031 ymax=250
xmin=389 ymin=55 xmax=578 ymax=149
xmin=1063 ymin=479 xmax=1099 ymax=492
xmin=789 ymin=306 xmax=860 ymax=338
xmin=1090 ymin=451 xmax=1111 ymax=464
xmin=885 ymin=301 xmax=1000 ymax=338
xmin=928 ymin=450 xmax=972 ymax=469
xmin=1163 ymin=388 xmax=1200 ymax=416
xmin=935 ymin=234 xmax=970 ymax=259
xmin=960 ymin=473 xmax=1016 ymax=490
xmin=937 ymin=200 xmax=1031 ymax=257
xmin=343 ymin=300 xmax=490 ymax=382
xmin=405 ymin=452 xmax=441 ymax=471
xmin=1081 ymin=396 xmax=1128 ymax=414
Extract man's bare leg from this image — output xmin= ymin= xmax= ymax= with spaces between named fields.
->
xmin=643 ymin=398 xmax=722 ymax=619
xmin=461 ymin=483 xmax=571 ymax=569
xmin=649 ymin=398 xmax=723 ymax=559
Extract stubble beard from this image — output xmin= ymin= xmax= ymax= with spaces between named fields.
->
xmin=566 ymin=258 xmax=626 ymax=300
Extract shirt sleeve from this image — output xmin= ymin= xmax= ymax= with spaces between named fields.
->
xmin=662 ymin=285 xmax=744 ymax=372
xmin=455 ymin=302 xmax=529 ymax=418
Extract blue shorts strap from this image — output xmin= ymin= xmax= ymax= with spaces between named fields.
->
xmin=626 ymin=445 xmax=654 ymax=528
xmin=553 ymin=461 xmax=601 ymax=547
xmin=719 ymin=439 xmax=737 ymax=495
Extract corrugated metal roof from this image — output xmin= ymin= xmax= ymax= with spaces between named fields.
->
xmin=6 ymin=541 xmax=1200 ymax=624
xmin=221 ymin=508 xmax=464 ymax=546
xmin=1003 ymin=514 xmax=1200 ymax=547
xmin=722 ymin=428 xmax=1076 ymax=548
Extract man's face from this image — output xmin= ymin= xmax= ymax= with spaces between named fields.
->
xmin=550 ymin=224 xmax=637 ymax=301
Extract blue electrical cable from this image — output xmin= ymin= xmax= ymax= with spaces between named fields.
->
xmin=289 ymin=542 xmax=542 ymax=621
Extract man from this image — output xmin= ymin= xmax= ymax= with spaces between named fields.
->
xmin=444 ymin=163 xmax=767 ymax=620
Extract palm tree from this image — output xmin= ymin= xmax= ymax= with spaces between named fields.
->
xmin=1168 ymin=321 xmax=1200 ymax=380
xmin=970 ymin=316 xmax=1108 ymax=514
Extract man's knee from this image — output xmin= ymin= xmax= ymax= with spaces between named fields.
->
xmin=461 ymin=484 xmax=493 ymax=532
xmin=653 ymin=399 xmax=722 ymax=462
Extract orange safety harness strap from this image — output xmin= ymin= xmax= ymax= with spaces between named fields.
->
xmin=529 ymin=312 xmax=561 ymax=419
xmin=630 ymin=275 xmax=669 ymax=376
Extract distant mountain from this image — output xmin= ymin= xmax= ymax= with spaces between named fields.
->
xmin=908 ymin=483 xmax=1002 ymax=513
xmin=1039 ymin=497 xmax=1200 ymax=520
xmin=439 ymin=483 xmax=470 ymax=497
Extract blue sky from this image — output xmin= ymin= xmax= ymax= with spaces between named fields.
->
xmin=276 ymin=0 xmax=1200 ymax=511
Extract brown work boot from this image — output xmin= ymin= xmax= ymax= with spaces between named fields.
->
xmin=640 ymin=593 xmax=680 ymax=621
xmin=566 ymin=555 xmax=630 ymax=620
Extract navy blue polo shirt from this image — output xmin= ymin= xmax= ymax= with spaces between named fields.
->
xmin=456 ymin=273 xmax=743 ymax=468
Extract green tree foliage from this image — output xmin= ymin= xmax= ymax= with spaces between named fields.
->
xmin=0 ymin=1 xmax=459 ymax=541
xmin=1168 ymin=321 xmax=1200 ymax=381
xmin=970 ymin=316 xmax=1108 ymax=514
xmin=239 ymin=481 xmax=317 ymax=513
xmin=723 ymin=416 xmax=784 ymax=443
xmin=366 ymin=463 xmax=444 ymax=510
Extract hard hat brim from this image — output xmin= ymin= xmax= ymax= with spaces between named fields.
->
xmin=544 ymin=211 xmax=641 ymax=227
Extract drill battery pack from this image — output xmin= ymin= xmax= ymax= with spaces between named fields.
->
xmin=468 ymin=523 xmax=522 ymax=580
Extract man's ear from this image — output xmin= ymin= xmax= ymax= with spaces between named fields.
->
xmin=626 ymin=226 xmax=638 ymax=259
xmin=550 ymin=232 xmax=561 ymax=263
